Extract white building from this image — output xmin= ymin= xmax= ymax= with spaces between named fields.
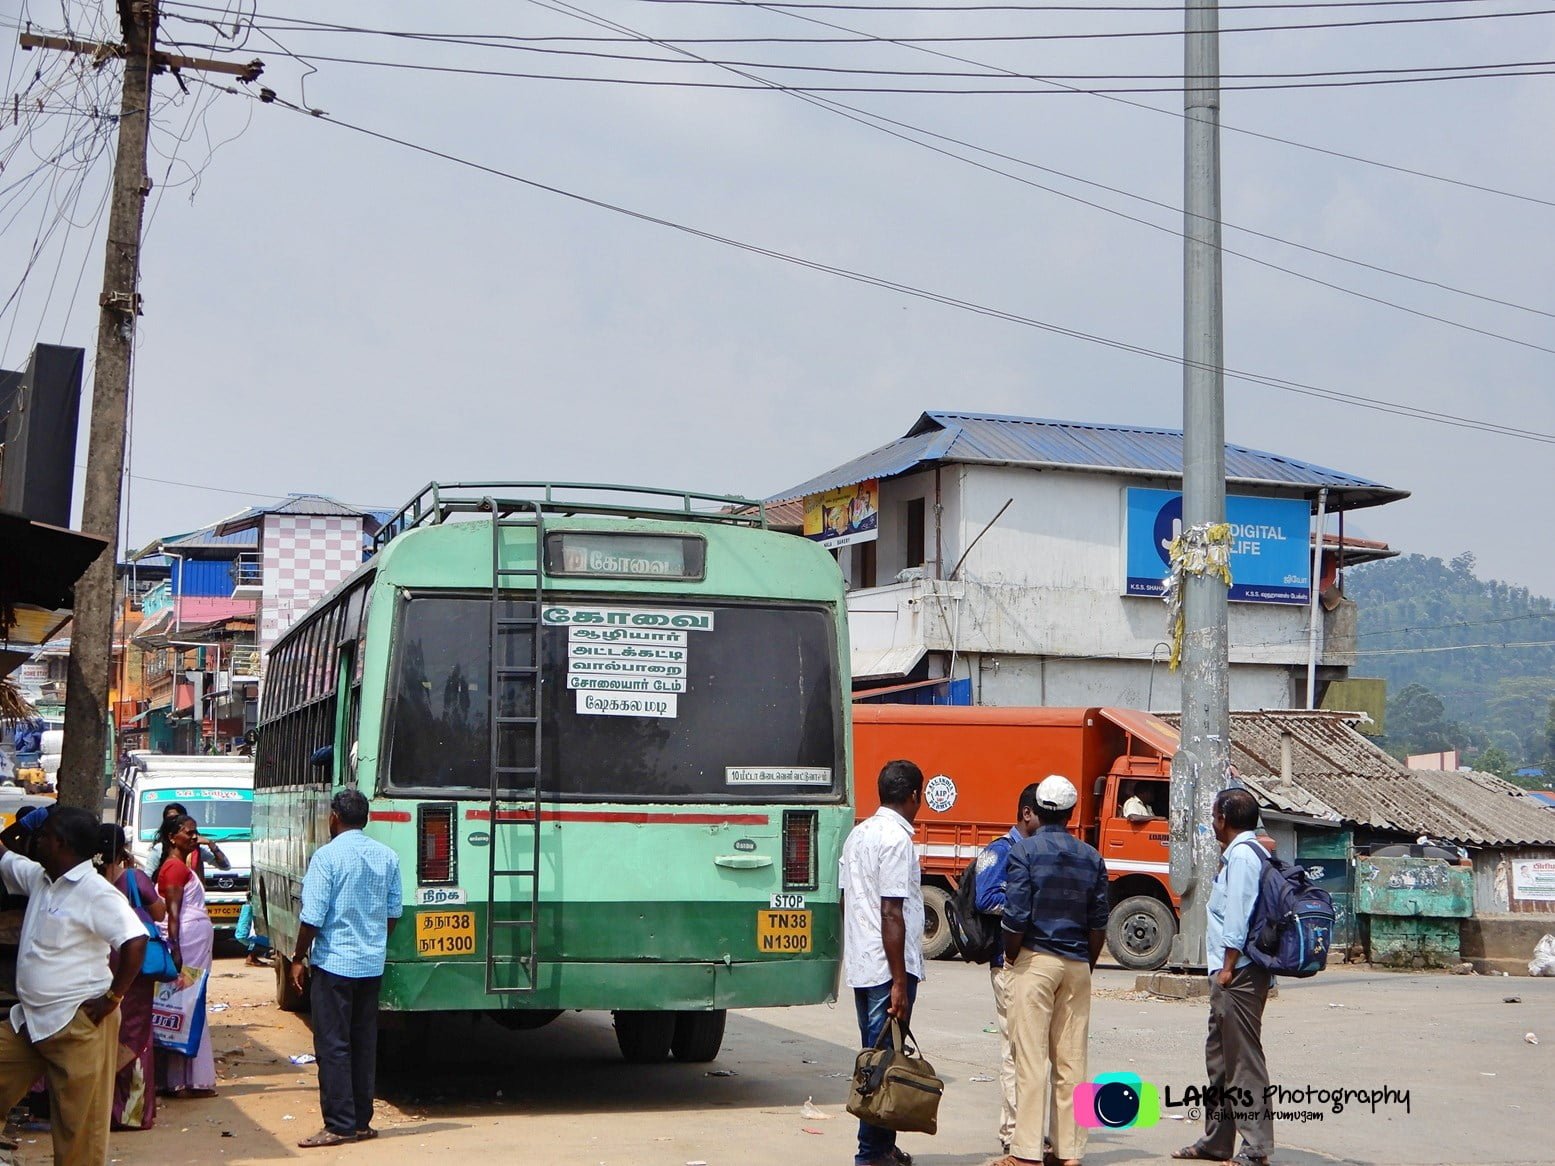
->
xmin=769 ymin=411 xmax=1407 ymax=711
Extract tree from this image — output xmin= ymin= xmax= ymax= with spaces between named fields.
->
xmin=1385 ymin=683 xmax=1464 ymax=757
xmin=1475 ymin=745 xmax=1512 ymax=777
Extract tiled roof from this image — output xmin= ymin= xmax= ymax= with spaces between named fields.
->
xmin=1160 ymin=710 xmax=1555 ymax=847
xmin=771 ymin=411 xmax=1407 ymax=512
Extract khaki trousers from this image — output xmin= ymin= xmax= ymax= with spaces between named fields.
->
xmin=1008 ymin=949 xmax=1091 ymax=1162
xmin=0 ymin=1005 xmax=121 ymax=1166
xmin=990 ymin=965 xmax=1017 ymax=1148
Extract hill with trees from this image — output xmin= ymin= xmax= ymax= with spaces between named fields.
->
xmin=1343 ymin=552 xmax=1555 ymax=784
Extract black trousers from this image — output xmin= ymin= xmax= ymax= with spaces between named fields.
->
xmin=310 ymin=966 xmax=382 ymax=1136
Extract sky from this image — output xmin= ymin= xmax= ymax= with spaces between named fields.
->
xmin=3 ymin=0 xmax=1553 ymax=591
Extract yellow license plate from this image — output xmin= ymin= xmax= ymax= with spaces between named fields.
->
xmin=756 ymin=909 xmax=811 ymax=955
xmin=416 ymin=910 xmax=477 ymax=958
xmin=207 ymin=903 xmax=241 ymax=921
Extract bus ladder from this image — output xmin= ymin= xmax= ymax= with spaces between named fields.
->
xmin=484 ymin=498 xmax=545 ymax=995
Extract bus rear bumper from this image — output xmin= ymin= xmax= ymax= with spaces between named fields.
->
xmin=378 ymin=957 xmax=839 ymax=1014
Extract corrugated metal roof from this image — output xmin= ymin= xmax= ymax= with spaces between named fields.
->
xmin=160 ymin=525 xmax=258 ymax=551
xmin=1160 ymin=710 xmax=1555 ymax=847
xmin=215 ymin=493 xmax=379 ymax=535
xmin=770 ymin=411 xmax=1407 ymax=511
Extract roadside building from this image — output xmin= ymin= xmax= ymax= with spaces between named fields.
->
xmin=121 ymin=494 xmax=381 ymax=754
xmin=768 ymin=411 xmax=1407 ymax=710
xmin=1158 ymin=709 xmax=1555 ymax=959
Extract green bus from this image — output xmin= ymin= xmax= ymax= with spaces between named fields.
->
xmin=252 ymin=483 xmax=851 ymax=1062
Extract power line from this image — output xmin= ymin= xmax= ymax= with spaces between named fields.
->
xmin=165 ymin=2 xmax=1555 ymax=42
xmin=187 ymin=2 xmax=1555 ymax=209
xmin=212 ymin=79 xmax=1555 ymax=449
xmin=1357 ymin=639 xmax=1555 ymax=655
xmin=630 ymin=0 xmax=1524 ymax=9
xmin=513 ymin=0 xmax=1555 ymax=350
xmin=259 ymin=46 xmax=1555 ymax=94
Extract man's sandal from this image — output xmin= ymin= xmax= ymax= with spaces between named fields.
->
xmin=356 ymin=1128 xmax=379 ymax=1141
xmin=297 ymin=1130 xmax=355 ymax=1148
xmin=1172 ymin=1147 xmax=1226 ymax=1162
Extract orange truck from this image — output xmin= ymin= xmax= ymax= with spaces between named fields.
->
xmin=852 ymin=704 xmax=1183 ymax=969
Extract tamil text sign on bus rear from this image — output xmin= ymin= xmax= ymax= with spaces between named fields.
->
xmin=546 ymin=605 xmax=714 ymax=719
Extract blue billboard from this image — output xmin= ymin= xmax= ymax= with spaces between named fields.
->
xmin=1125 ymin=488 xmax=1311 ymax=605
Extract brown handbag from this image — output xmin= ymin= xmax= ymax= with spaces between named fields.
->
xmin=846 ymin=1017 xmax=945 ymax=1135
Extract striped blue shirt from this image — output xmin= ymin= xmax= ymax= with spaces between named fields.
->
xmin=1000 ymin=825 xmax=1110 ymax=962
xmin=301 ymin=829 xmax=404 ymax=979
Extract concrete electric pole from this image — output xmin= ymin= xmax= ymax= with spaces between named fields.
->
xmin=1168 ymin=0 xmax=1233 ymax=970
xmin=24 ymin=2 xmax=260 ymax=809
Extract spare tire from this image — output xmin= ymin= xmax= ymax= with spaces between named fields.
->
xmin=1106 ymin=895 xmax=1176 ymax=970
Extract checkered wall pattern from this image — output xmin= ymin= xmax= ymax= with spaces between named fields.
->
xmin=260 ymin=514 xmax=364 ymax=652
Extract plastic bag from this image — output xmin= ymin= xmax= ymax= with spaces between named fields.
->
xmin=152 ymin=965 xmax=209 ymax=1055
xmin=1529 ymin=935 xmax=1555 ymax=978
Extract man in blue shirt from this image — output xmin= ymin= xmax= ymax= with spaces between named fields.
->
xmin=996 ymin=776 xmax=1109 ymax=1166
xmin=290 ymin=789 xmax=403 ymax=1148
xmin=1174 ymin=786 xmax=1272 ymax=1166
xmin=972 ymin=781 xmax=1041 ymax=1156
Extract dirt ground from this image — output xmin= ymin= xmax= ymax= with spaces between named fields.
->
xmin=9 ymin=957 xmax=1552 ymax=1166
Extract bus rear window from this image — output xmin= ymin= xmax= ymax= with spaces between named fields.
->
xmin=385 ymin=597 xmax=841 ymax=799
xmin=138 ymin=789 xmax=253 ymax=842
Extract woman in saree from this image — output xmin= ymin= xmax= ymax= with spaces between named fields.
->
xmin=155 ymin=815 xmax=218 ymax=1098
xmin=99 ymin=824 xmax=166 ymax=1130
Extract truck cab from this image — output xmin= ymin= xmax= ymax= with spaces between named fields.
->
xmin=852 ymin=704 xmax=1183 ymax=969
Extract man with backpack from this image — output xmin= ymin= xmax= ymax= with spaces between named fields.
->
xmin=967 ymin=782 xmax=1041 ymax=1157
xmin=1173 ymin=786 xmax=1274 ymax=1166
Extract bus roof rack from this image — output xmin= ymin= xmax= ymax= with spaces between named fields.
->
xmin=372 ymin=481 xmax=769 ymax=553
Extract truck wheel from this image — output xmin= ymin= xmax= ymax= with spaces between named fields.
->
xmin=921 ymin=885 xmax=955 ymax=961
xmin=1107 ymin=896 xmax=1176 ymax=970
xmin=614 ymin=1010 xmax=675 ymax=1063
xmin=670 ymin=1010 xmax=727 ymax=1062
xmin=275 ymin=955 xmax=308 ymax=1012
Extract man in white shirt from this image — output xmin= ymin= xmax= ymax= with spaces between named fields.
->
xmin=1119 ymin=782 xmax=1155 ymax=822
xmin=839 ymin=759 xmax=925 ymax=1166
xmin=0 ymin=805 xmax=147 ymax=1166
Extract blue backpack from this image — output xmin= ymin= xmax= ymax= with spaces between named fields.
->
xmin=1237 ymin=840 xmax=1336 ymax=978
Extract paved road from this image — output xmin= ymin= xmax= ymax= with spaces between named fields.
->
xmin=25 ymin=959 xmax=1550 ymax=1166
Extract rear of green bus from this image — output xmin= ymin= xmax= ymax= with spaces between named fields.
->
xmin=357 ymin=516 xmax=850 ymax=1054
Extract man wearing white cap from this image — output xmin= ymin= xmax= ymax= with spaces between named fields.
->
xmin=994 ymin=775 xmax=1110 ymax=1166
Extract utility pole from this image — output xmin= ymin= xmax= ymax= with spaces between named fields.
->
xmin=23 ymin=2 xmax=260 ymax=810
xmin=1168 ymin=0 xmax=1232 ymax=969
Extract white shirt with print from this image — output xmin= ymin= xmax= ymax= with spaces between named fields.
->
xmin=838 ymin=807 xmax=925 ymax=990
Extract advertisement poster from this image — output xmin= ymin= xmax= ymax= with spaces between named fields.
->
xmin=1124 ymin=488 xmax=1312 ymax=605
xmin=1512 ymin=858 xmax=1555 ymax=901
xmin=803 ymin=479 xmax=879 ymax=550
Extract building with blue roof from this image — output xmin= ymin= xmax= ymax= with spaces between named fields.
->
xmin=769 ymin=411 xmax=1408 ymax=710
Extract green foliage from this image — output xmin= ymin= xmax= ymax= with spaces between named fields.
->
xmin=1348 ymin=554 xmax=1555 ymax=768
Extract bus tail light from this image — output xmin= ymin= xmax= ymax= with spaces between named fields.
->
xmin=782 ymin=810 xmax=818 ymax=890
xmin=418 ymin=804 xmax=456 ymax=885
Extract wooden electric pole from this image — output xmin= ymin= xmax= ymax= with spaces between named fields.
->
xmin=23 ymin=1 xmax=260 ymax=809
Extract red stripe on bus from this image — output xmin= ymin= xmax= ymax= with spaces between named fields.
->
xmin=464 ymin=809 xmax=769 ymax=826
xmin=370 ymin=810 xmax=412 ymax=822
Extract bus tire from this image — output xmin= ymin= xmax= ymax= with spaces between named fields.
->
xmin=613 ymin=1010 xmax=675 ymax=1063
xmin=920 ymin=885 xmax=955 ymax=961
xmin=670 ymin=1010 xmax=726 ymax=1062
xmin=1106 ymin=895 xmax=1176 ymax=970
xmin=275 ymin=955 xmax=308 ymax=1013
